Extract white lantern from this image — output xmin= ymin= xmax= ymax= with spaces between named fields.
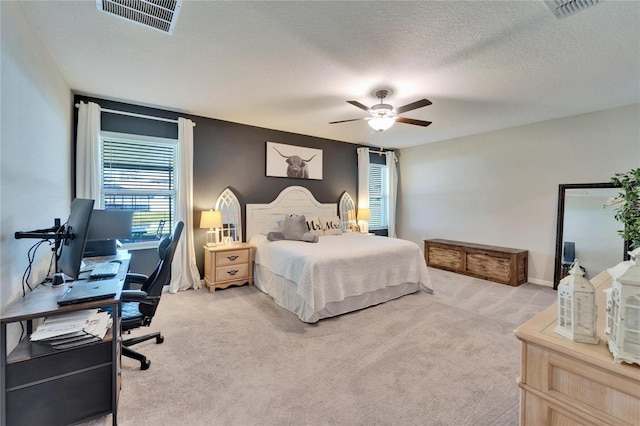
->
xmin=554 ymin=260 xmax=599 ymax=344
xmin=607 ymin=261 xmax=640 ymax=365
xmin=603 ymin=287 xmax=613 ymax=335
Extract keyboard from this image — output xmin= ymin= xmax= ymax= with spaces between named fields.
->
xmin=89 ymin=262 xmax=120 ymax=279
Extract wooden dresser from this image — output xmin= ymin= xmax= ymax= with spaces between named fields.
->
xmin=424 ymin=239 xmax=528 ymax=286
xmin=203 ymin=243 xmax=254 ymax=293
xmin=515 ymin=271 xmax=640 ymax=425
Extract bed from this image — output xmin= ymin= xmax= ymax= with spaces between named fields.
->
xmin=246 ymin=186 xmax=433 ymax=322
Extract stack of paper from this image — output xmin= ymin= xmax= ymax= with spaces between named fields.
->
xmin=31 ymin=309 xmax=112 ymax=349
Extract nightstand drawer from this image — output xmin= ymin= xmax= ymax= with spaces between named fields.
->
xmin=216 ymin=263 xmax=249 ymax=282
xmin=216 ymin=249 xmax=249 ymax=266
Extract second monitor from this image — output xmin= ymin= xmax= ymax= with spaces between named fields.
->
xmin=84 ymin=209 xmax=134 ymax=257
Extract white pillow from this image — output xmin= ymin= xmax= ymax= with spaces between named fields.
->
xmin=319 ymin=216 xmax=342 ymax=235
xmin=305 ymin=216 xmax=324 ymax=236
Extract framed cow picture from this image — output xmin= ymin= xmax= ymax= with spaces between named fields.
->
xmin=266 ymin=142 xmax=323 ymax=180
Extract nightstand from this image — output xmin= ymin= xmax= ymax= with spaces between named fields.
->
xmin=203 ymin=243 xmax=254 ymax=293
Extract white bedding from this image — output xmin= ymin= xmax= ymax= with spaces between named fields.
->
xmin=249 ymin=232 xmax=433 ymax=322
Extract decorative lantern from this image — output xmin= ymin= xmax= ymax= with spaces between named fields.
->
xmin=607 ymin=259 xmax=640 ymax=365
xmin=554 ymin=260 xmax=599 ymax=344
xmin=603 ymin=288 xmax=613 ymax=335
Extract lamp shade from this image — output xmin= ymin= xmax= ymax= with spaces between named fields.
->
xmin=200 ymin=210 xmax=222 ymax=229
xmin=368 ymin=116 xmax=395 ymax=132
xmin=357 ymin=208 xmax=371 ymax=221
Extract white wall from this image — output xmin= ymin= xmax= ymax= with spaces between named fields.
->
xmin=397 ymin=104 xmax=640 ymax=286
xmin=1 ymin=2 xmax=72 ymax=349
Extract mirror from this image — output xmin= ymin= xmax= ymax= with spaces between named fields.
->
xmin=215 ymin=187 xmax=242 ymax=243
xmin=553 ymin=183 xmax=626 ymax=289
xmin=339 ymin=192 xmax=356 ymax=231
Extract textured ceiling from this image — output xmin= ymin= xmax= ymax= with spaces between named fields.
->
xmin=17 ymin=1 xmax=640 ymax=149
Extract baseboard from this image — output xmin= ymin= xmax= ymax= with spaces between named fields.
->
xmin=528 ymin=277 xmax=554 ymax=288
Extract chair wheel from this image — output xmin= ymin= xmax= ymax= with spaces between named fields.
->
xmin=156 ymin=336 xmax=164 ymax=344
xmin=140 ymin=359 xmax=151 ymax=370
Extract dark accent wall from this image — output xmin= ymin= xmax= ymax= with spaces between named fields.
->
xmin=74 ymin=95 xmax=358 ymax=277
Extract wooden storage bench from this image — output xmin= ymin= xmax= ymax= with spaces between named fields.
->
xmin=424 ymin=239 xmax=528 ymax=286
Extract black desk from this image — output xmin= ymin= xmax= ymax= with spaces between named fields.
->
xmin=0 ymin=252 xmax=130 ymax=426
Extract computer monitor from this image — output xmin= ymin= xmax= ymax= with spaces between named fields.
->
xmin=562 ymin=241 xmax=576 ymax=264
xmin=57 ymin=198 xmax=94 ymax=281
xmin=14 ymin=198 xmax=94 ymax=286
xmin=84 ymin=209 xmax=134 ymax=257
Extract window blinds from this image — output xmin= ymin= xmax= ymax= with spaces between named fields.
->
xmin=368 ymin=163 xmax=388 ymax=230
xmin=102 ymin=138 xmax=177 ymax=241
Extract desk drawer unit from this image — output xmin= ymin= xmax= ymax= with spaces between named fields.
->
xmin=5 ymin=337 xmax=114 ymax=426
xmin=204 ymin=243 xmax=254 ymax=293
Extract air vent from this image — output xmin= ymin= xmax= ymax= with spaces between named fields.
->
xmin=544 ymin=0 xmax=601 ymax=19
xmin=96 ymin=0 xmax=182 ymax=34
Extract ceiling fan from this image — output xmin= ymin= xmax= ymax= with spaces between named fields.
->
xmin=329 ymin=90 xmax=432 ymax=132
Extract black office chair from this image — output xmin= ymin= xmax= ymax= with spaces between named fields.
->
xmin=120 ymin=221 xmax=184 ymax=370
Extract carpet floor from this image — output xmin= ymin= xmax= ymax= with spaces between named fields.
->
xmin=85 ymin=268 xmax=556 ymax=426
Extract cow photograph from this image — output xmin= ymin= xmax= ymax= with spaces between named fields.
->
xmin=266 ymin=142 xmax=323 ymax=180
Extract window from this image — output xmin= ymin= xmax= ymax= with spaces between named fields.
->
xmin=100 ymin=133 xmax=178 ymax=243
xmin=368 ymin=163 xmax=388 ymax=230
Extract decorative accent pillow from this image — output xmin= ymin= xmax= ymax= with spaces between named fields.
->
xmin=267 ymin=214 xmax=318 ymax=243
xmin=319 ymin=216 xmax=342 ymax=235
xmin=305 ymin=216 xmax=324 ymax=236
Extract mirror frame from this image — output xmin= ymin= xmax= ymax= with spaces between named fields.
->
xmin=339 ymin=191 xmax=355 ymax=231
xmin=215 ymin=187 xmax=243 ymax=243
xmin=553 ymin=182 xmax=626 ymax=289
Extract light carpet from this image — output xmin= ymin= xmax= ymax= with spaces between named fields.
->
xmin=85 ymin=268 xmax=556 ymax=426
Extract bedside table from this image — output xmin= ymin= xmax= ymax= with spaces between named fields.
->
xmin=203 ymin=243 xmax=254 ymax=293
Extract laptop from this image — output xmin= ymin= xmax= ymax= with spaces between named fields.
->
xmin=57 ymin=278 xmax=119 ymax=306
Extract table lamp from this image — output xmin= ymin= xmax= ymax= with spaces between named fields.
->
xmin=357 ymin=208 xmax=371 ymax=234
xmin=200 ymin=210 xmax=222 ymax=246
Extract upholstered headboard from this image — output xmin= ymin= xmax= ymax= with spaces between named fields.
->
xmin=246 ymin=186 xmax=337 ymax=240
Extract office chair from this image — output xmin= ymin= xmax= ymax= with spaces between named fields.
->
xmin=120 ymin=221 xmax=184 ymax=370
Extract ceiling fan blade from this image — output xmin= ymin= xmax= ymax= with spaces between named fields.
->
xmin=395 ymin=99 xmax=432 ymax=114
xmin=396 ymin=117 xmax=432 ymax=127
xmin=346 ymin=100 xmax=370 ymax=112
xmin=329 ymin=118 xmax=366 ymax=124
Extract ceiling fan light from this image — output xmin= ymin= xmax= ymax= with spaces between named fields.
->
xmin=368 ymin=116 xmax=395 ymax=132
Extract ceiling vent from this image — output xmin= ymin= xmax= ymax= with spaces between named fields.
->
xmin=544 ymin=0 xmax=601 ymax=19
xmin=96 ymin=0 xmax=182 ymax=35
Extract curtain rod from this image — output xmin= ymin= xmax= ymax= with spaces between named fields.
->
xmin=75 ymin=103 xmax=195 ymax=126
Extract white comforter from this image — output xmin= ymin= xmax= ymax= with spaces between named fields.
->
xmin=250 ymin=232 xmax=432 ymax=319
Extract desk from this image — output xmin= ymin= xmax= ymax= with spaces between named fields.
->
xmin=0 ymin=252 xmax=130 ymax=426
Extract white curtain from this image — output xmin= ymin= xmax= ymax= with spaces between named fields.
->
xmin=170 ymin=117 xmax=201 ymax=292
xmin=75 ymin=101 xmax=103 ymax=206
xmin=385 ymin=151 xmax=398 ymax=238
xmin=357 ymin=147 xmax=370 ymax=209
xmin=357 ymin=147 xmax=370 ymax=233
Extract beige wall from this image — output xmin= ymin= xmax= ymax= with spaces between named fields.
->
xmin=1 ymin=2 xmax=72 ymax=349
xmin=397 ymin=104 xmax=640 ymax=286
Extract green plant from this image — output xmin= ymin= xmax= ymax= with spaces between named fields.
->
xmin=610 ymin=168 xmax=640 ymax=250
